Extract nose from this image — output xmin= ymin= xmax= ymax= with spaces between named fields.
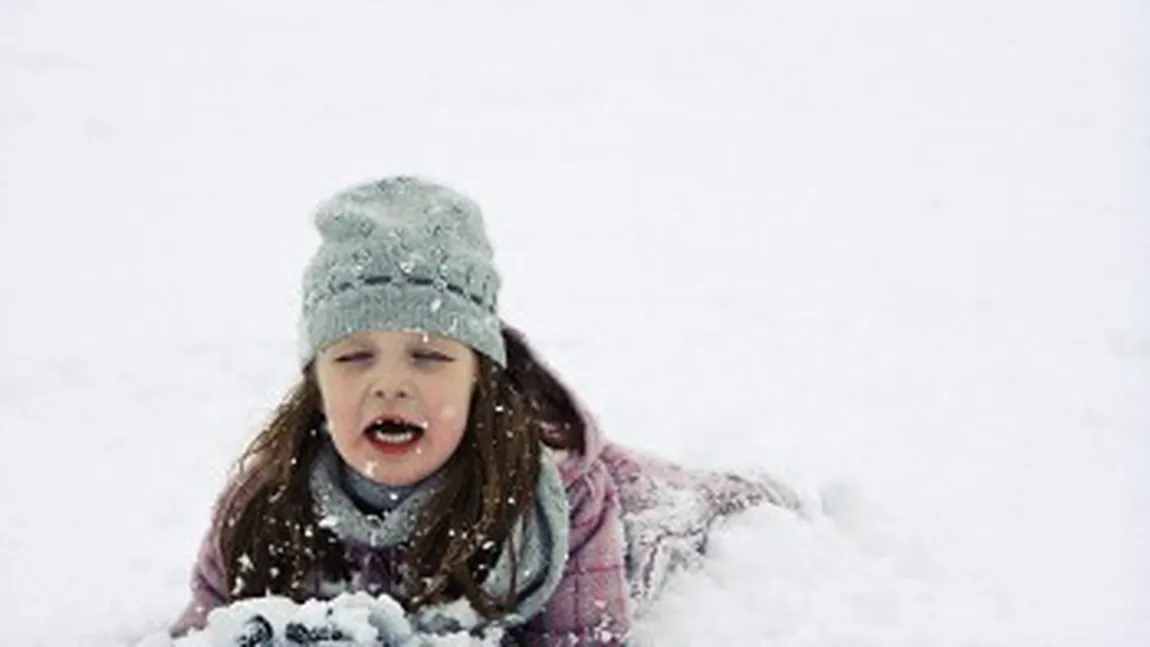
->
xmin=372 ymin=383 xmax=410 ymax=400
xmin=368 ymin=368 xmax=414 ymax=401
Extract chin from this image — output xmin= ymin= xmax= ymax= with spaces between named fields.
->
xmin=380 ymin=469 xmax=432 ymax=486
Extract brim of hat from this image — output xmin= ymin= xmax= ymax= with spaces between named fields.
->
xmin=299 ymin=283 xmax=506 ymax=369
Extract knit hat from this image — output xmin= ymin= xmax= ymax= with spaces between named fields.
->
xmin=297 ymin=176 xmax=505 ymax=369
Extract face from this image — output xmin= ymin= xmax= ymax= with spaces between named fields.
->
xmin=314 ymin=330 xmax=478 ymax=486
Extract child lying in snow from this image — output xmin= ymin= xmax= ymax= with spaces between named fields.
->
xmin=169 ymin=177 xmax=806 ymax=645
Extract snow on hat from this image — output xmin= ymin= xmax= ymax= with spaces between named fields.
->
xmin=297 ymin=176 xmax=505 ymax=369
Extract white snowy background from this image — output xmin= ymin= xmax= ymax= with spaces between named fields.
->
xmin=2 ymin=0 xmax=1148 ymax=644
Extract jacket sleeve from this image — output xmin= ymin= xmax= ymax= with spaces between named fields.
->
xmin=517 ymin=458 xmax=631 ymax=645
xmin=169 ymin=492 xmax=233 ymax=637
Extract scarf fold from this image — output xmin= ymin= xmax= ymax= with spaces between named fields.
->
xmin=337 ymin=453 xmax=422 ymax=515
xmin=308 ymin=440 xmax=571 ymax=630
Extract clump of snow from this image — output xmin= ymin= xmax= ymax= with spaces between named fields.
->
xmin=137 ymin=592 xmax=503 ymax=647
xmin=633 ymin=485 xmax=1012 ymax=646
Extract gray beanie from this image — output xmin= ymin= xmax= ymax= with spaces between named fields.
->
xmin=297 ymin=176 xmax=505 ymax=369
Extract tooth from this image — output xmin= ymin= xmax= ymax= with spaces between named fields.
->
xmin=372 ymin=429 xmax=415 ymax=444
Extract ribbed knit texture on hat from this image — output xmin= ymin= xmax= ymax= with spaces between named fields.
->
xmin=298 ymin=176 xmax=505 ymax=368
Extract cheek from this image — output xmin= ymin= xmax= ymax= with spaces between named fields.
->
xmin=322 ymin=392 xmax=359 ymax=437
xmin=428 ymin=386 xmax=472 ymax=433
xmin=432 ymin=403 xmax=467 ymax=436
xmin=438 ymin=404 xmax=460 ymax=424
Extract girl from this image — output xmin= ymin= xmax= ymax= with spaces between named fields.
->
xmin=171 ymin=177 xmax=804 ymax=645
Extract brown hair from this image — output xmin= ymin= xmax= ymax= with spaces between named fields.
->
xmin=214 ymin=326 xmax=585 ymax=619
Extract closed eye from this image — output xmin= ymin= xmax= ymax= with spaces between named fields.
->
xmin=413 ymin=350 xmax=453 ymax=362
xmin=336 ymin=351 xmax=371 ymax=363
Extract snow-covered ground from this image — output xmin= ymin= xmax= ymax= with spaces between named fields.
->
xmin=2 ymin=0 xmax=1147 ymax=644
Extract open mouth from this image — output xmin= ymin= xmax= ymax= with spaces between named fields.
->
xmin=363 ymin=416 xmax=426 ymax=450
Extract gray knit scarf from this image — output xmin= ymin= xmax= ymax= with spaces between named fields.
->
xmin=308 ymin=440 xmax=570 ymax=629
